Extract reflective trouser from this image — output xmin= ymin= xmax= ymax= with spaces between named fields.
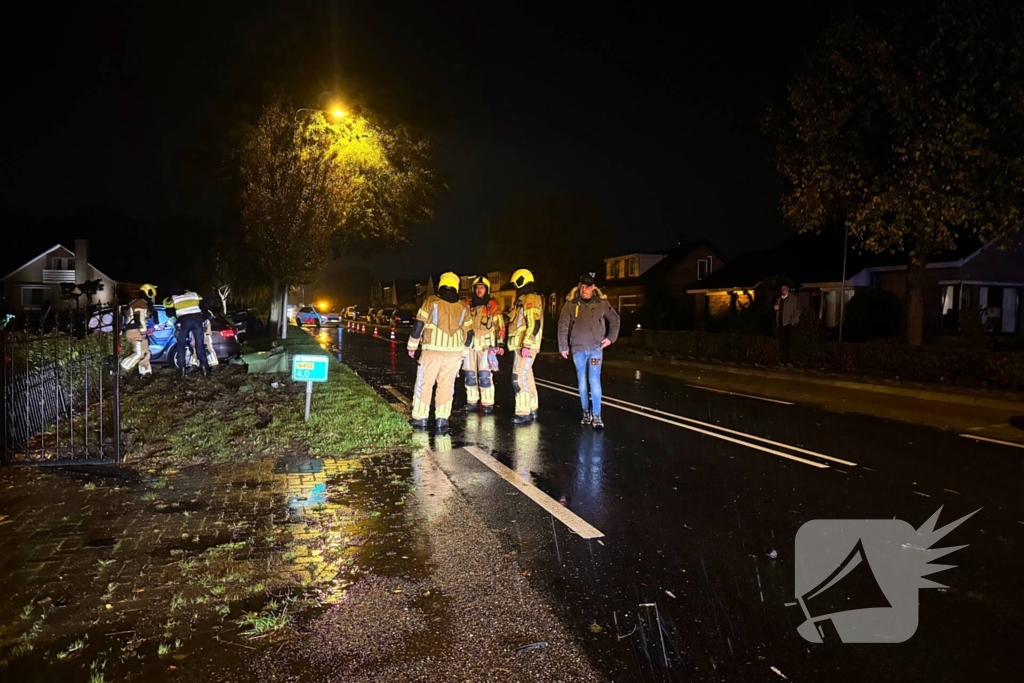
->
xmin=463 ymin=349 xmax=496 ymax=406
xmin=191 ymin=323 xmax=220 ymax=367
xmin=177 ymin=316 xmax=208 ymax=370
xmin=121 ymin=328 xmax=151 ymax=375
xmin=512 ymin=351 xmax=538 ymax=416
xmin=411 ymin=350 xmax=464 ymax=421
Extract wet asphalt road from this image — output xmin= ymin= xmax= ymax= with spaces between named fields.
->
xmin=323 ymin=326 xmax=1022 ymax=682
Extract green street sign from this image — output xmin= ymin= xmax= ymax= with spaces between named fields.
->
xmin=292 ymin=354 xmax=329 ymax=383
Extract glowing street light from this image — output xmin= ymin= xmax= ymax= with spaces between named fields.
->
xmin=331 ymin=108 xmax=346 ymax=119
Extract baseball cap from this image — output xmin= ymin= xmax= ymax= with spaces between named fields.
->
xmin=579 ymin=273 xmax=596 ymax=286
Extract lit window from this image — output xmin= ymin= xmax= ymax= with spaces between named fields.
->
xmin=617 ymin=260 xmax=625 ymax=278
xmin=606 ymin=261 xmax=614 ymax=279
xmin=627 ymin=258 xmax=638 ymax=277
xmin=619 ymin=294 xmax=638 ymax=314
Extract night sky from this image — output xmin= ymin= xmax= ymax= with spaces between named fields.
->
xmin=1 ymin=0 xmax=855 ymax=297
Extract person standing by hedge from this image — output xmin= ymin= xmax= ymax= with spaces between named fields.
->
xmin=558 ymin=273 xmax=620 ymax=429
xmin=774 ymin=284 xmax=800 ymax=367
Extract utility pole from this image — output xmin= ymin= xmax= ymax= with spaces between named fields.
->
xmin=838 ymin=224 xmax=849 ymax=343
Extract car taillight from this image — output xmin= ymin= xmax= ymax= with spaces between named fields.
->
xmin=220 ymin=329 xmax=236 ymax=338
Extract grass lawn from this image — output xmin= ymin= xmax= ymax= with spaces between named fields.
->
xmin=122 ymin=327 xmax=410 ymax=466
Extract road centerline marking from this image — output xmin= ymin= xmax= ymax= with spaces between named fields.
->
xmin=959 ymin=434 xmax=1024 ymax=450
xmin=535 ymin=376 xmax=855 ymax=466
xmin=533 ymin=379 xmax=830 ymax=469
xmin=461 ymin=445 xmax=606 ymax=539
xmin=682 ymin=383 xmax=795 ymax=405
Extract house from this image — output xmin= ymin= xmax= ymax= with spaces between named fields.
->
xmin=599 ymin=239 xmax=726 ymax=327
xmin=371 ymin=278 xmax=418 ymax=309
xmin=687 ymin=231 xmax=1024 ymax=336
xmin=2 ymin=240 xmax=116 ymax=314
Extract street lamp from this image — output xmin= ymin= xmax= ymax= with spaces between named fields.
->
xmin=295 ymin=107 xmax=347 ymax=120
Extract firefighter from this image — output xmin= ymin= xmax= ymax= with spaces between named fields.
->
xmin=407 ymin=272 xmax=474 ymax=434
xmin=120 ymin=284 xmax=158 ymax=376
xmin=463 ymin=276 xmax=505 ymax=414
xmin=506 ymin=268 xmax=544 ymax=424
xmin=171 ymin=288 xmax=211 ymax=376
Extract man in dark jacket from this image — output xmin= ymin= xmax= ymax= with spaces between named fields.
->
xmin=774 ymin=284 xmax=801 ymax=366
xmin=557 ymin=273 xmax=621 ymax=429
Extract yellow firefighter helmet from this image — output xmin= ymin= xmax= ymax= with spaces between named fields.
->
xmin=472 ymin=276 xmax=491 ymax=293
xmin=140 ymin=283 xmax=157 ymax=299
xmin=438 ymin=272 xmax=460 ymax=290
xmin=511 ymin=269 xmax=534 ymax=288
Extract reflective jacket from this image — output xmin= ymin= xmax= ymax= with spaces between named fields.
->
xmin=171 ymin=291 xmax=203 ymax=318
xmin=507 ymin=292 xmax=544 ymax=351
xmin=465 ymin=298 xmax=506 ymax=350
xmin=126 ymin=298 xmax=156 ymax=332
xmin=408 ymin=295 xmax=473 ymax=353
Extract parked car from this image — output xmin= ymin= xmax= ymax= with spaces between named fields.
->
xmin=320 ymin=311 xmax=341 ymax=325
xmin=148 ymin=306 xmax=240 ymax=367
xmin=391 ymin=309 xmax=414 ymax=327
xmin=227 ymin=309 xmax=265 ymax=336
xmin=375 ymin=308 xmax=397 ymax=325
xmin=359 ymin=308 xmax=375 ymax=323
xmin=346 ymin=306 xmax=366 ymax=321
xmin=295 ymin=306 xmax=323 ymax=327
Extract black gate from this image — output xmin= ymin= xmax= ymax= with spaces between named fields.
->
xmin=2 ymin=310 xmax=121 ymax=465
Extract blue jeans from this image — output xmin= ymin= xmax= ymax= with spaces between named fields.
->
xmin=572 ymin=347 xmax=603 ymax=414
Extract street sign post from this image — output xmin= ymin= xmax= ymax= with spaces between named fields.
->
xmin=291 ymin=354 xmax=329 ymax=421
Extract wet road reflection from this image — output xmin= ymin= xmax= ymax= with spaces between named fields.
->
xmin=332 ymin=326 xmax=1023 ymax=683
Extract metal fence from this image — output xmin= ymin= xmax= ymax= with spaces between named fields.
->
xmin=2 ymin=309 xmax=121 ymax=465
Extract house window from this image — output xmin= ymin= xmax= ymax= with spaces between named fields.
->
xmin=697 ymin=256 xmax=713 ymax=280
xmin=617 ymin=260 xmax=625 ymax=279
xmin=22 ymin=286 xmax=52 ymax=308
xmin=606 ymin=261 xmax=615 ymax=280
xmin=51 ymin=256 xmax=75 ymax=270
xmin=618 ymin=294 xmax=638 ymax=314
xmin=626 ymin=258 xmax=638 ymax=277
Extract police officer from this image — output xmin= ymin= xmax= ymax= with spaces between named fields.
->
xmin=121 ymin=284 xmax=158 ymax=376
xmin=407 ymin=272 xmax=474 ymax=434
xmin=506 ymin=269 xmax=544 ymax=425
xmin=171 ymin=288 xmax=211 ymax=376
xmin=463 ymin=276 xmax=505 ymax=414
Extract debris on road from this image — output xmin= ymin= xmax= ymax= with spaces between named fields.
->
xmin=515 ymin=642 xmax=549 ymax=655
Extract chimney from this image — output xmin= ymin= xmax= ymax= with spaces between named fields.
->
xmin=74 ymin=239 xmax=88 ymax=284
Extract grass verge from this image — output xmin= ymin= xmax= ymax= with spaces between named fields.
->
xmin=122 ymin=326 xmax=410 ymax=465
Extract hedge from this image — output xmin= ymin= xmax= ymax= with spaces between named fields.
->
xmin=630 ymin=328 xmax=1024 ymax=391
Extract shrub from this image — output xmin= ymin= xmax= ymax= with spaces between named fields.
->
xmin=844 ymin=290 xmax=902 ymax=342
xmin=631 ymin=328 xmax=1024 ymax=390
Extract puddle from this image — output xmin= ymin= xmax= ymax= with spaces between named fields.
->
xmin=0 ymin=448 xmax=429 ymax=681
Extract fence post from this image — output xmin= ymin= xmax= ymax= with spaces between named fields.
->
xmin=113 ymin=303 xmax=121 ymax=463
xmin=1 ymin=325 xmax=6 ymax=465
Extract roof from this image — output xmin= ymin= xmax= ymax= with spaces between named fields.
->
xmin=690 ymin=231 xmax=986 ymax=292
xmin=600 ymin=239 xmax=723 ymax=287
xmin=2 ymin=243 xmax=117 ymax=284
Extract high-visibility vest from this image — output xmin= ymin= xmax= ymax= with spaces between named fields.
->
xmin=172 ymin=292 xmax=202 ymax=317
xmin=408 ymin=296 xmax=471 ymax=352
xmin=466 ymin=299 xmax=505 ymax=350
xmin=507 ymin=292 xmax=544 ymax=351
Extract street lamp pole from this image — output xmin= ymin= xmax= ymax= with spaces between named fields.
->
xmin=838 ymin=223 xmax=849 ymax=343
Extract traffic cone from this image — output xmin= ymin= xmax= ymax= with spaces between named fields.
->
xmin=390 ymin=327 xmax=395 ymax=340
xmin=361 ymin=323 xmax=366 ymax=333
xmin=373 ymin=326 xmax=379 ymax=336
